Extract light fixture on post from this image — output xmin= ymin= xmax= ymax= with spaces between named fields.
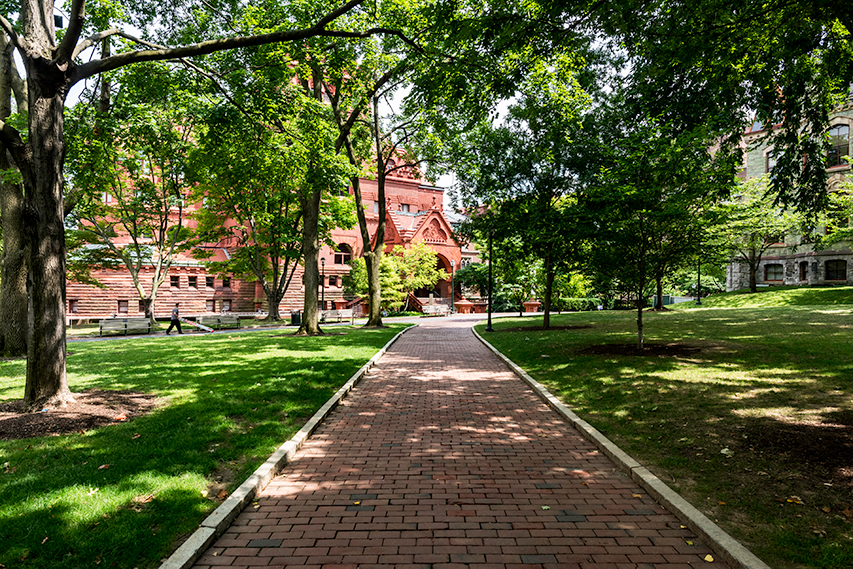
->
xmin=321 ymin=257 xmax=326 ymax=312
xmin=450 ymin=259 xmax=455 ymax=314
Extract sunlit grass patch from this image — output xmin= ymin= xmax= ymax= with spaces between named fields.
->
xmin=478 ymin=306 xmax=853 ymax=569
xmin=0 ymin=325 xmax=407 ymax=569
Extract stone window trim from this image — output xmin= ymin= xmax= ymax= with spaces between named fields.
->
xmin=799 ymin=261 xmax=808 ymax=281
xmin=764 ymin=263 xmax=784 ymax=282
xmin=334 ymin=243 xmax=352 ymax=265
xmin=825 ymin=259 xmax=847 ymax=281
xmin=827 ymin=122 xmax=850 ymax=169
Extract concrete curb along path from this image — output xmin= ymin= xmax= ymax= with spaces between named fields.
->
xmin=473 ymin=327 xmax=771 ymax=569
xmin=159 ymin=325 xmax=417 ymax=569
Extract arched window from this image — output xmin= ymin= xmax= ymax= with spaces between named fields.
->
xmin=825 ymin=260 xmax=847 ymax=281
xmin=828 ymin=124 xmax=849 ymax=167
xmin=334 ymin=244 xmax=352 ymax=265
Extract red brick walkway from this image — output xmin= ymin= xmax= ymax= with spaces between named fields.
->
xmin=192 ymin=317 xmax=730 ymax=568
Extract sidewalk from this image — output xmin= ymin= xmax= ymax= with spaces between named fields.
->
xmin=190 ymin=316 xmax=734 ymax=569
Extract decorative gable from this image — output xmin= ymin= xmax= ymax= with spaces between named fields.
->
xmin=421 ymin=219 xmax=448 ymax=243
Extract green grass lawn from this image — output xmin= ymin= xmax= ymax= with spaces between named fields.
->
xmin=0 ymin=325 xmax=407 ymax=569
xmin=677 ymin=284 xmax=853 ymax=308
xmin=477 ymin=299 xmax=853 ymax=569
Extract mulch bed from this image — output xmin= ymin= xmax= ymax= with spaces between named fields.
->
xmin=0 ymin=389 xmax=161 ymax=440
xmin=578 ymin=342 xmax=703 ymax=357
xmin=501 ymin=325 xmax=594 ymax=332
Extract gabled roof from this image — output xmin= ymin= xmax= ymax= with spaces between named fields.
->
xmin=374 ymin=206 xmax=458 ymax=250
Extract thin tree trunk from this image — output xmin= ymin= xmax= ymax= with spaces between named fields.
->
xmin=363 ymin=250 xmax=383 ymax=324
xmin=636 ymin=292 xmax=644 ymax=350
xmin=655 ymin=276 xmax=664 ymax=310
xmin=297 ymin=177 xmax=323 ymax=335
xmin=0 ymin=181 xmax=28 ymax=356
xmin=543 ymin=251 xmax=554 ymax=330
xmin=0 ymin=31 xmax=26 ymax=356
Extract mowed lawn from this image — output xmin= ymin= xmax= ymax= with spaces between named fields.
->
xmin=477 ymin=295 xmax=853 ymax=569
xmin=0 ymin=325 xmax=408 ymax=569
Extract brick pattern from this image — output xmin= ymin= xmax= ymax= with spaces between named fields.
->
xmin=193 ymin=318 xmax=731 ymax=569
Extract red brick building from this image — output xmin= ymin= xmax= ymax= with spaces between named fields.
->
xmin=66 ymin=168 xmax=461 ymax=321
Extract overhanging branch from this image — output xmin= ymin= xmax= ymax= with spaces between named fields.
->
xmin=71 ymin=0 xmax=371 ymax=85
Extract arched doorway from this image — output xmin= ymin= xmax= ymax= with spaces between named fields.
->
xmin=414 ymin=255 xmax=453 ymax=300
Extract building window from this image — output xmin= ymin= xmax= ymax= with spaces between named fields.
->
xmin=799 ymin=261 xmax=808 ymax=281
xmin=764 ymin=264 xmax=783 ymax=281
xmin=827 ymin=124 xmax=849 ymax=168
xmin=189 ymin=276 xmax=197 ymax=288
xmin=329 ymin=275 xmax=338 ymax=287
xmin=170 ymin=275 xmax=179 ymax=287
xmin=102 ymin=192 xmax=112 ymax=204
xmin=461 ymin=257 xmax=472 ymax=268
xmin=69 ymin=299 xmax=79 ymax=313
xmin=222 ymin=277 xmax=231 ymax=288
xmin=221 ymin=299 xmax=231 ymax=312
xmin=117 ymin=300 xmax=129 ymax=314
xmin=826 ymin=260 xmax=847 ymax=280
xmin=765 ymin=152 xmax=776 ymax=173
xmin=138 ymin=300 xmax=146 ymax=312
xmin=401 ymin=203 xmax=410 ymax=213
xmin=373 ymin=201 xmax=379 ymax=213
xmin=206 ymin=300 xmax=215 ymax=312
xmin=334 ymin=244 xmax=352 ymax=265
xmin=206 ymin=276 xmax=214 ymax=288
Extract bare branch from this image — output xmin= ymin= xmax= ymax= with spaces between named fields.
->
xmin=0 ymin=15 xmax=23 ymax=52
xmin=72 ymin=28 xmax=122 ymax=60
xmin=71 ymin=0 xmax=370 ymax=84
xmin=58 ymin=0 xmax=86 ymax=61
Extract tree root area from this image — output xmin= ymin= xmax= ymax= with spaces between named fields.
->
xmin=578 ymin=342 xmax=702 ymax=357
xmin=0 ymin=389 xmax=160 ymax=440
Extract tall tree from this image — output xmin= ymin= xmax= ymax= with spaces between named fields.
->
xmin=190 ymin=96 xmax=356 ymax=321
xmin=711 ymin=176 xmax=806 ymax=292
xmin=598 ymin=0 xmax=853 ymax=213
xmin=66 ymin=62 xmax=199 ymax=324
xmin=584 ymin=114 xmax=737 ymax=349
xmin=0 ymin=0 xmax=371 ymax=408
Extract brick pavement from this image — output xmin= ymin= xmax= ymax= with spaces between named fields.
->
xmin=192 ymin=317 xmax=731 ymax=569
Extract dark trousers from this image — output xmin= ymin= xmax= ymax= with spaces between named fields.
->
xmin=166 ymin=319 xmax=182 ymax=334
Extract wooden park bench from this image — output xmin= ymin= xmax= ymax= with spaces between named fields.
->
xmin=99 ymin=317 xmax=153 ymax=337
xmin=197 ymin=314 xmax=242 ymax=330
xmin=421 ymin=304 xmax=450 ymax=317
xmin=322 ymin=308 xmax=354 ymax=323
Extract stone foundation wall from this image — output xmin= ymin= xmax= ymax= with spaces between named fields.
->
xmin=726 ymin=249 xmax=853 ymax=291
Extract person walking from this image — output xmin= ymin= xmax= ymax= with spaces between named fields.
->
xmin=166 ymin=303 xmax=183 ymax=335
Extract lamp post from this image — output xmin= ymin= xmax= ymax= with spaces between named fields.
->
xmin=450 ymin=259 xmax=455 ymax=313
xmin=486 ymin=232 xmax=494 ymax=332
xmin=320 ymin=257 xmax=326 ymax=310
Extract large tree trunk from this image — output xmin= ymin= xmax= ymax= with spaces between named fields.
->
xmin=297 ymin=181 xmax=323 ymax=335
xmin=363 ymin=249 xmax=383 ymax=325
xmin=23 ymin=76 xmax=73 ymax=409
xmin=0 ymin=181 xmax=28 ymax=356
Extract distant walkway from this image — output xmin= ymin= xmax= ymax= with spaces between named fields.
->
xmin=191 ymin=315 xmax=731 ymax=568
